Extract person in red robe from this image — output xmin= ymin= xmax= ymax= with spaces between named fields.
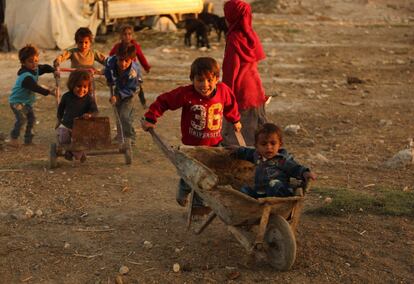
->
xmin=221 ymin=0 xmax=268 ymax=146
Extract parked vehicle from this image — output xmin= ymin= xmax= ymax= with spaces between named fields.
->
xmin=95 ymin=0 xmax=205 ymax=34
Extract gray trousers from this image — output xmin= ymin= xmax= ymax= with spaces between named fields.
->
xmin=114 ymin=96 xmax=136 ymax=141
xmin=221 ymin=105 xmax=267 ymax=146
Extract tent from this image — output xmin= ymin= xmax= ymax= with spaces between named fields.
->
xmin=5 ymin=0 xmax=100 ymax=50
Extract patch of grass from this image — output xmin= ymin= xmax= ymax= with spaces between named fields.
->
xmin=306 ymin=187 xmax=414 ymax=217
xmin=286 ymin=28 xmax=301 ymax=34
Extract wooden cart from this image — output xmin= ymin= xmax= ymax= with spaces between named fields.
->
xmin=49 ymin=117 xmax=132 ymax=168
xmin=149 ymin=129 xmax=309 ymax=271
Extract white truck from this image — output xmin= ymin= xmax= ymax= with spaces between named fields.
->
xmin=94 ymin=0 xmax=205 ymax=34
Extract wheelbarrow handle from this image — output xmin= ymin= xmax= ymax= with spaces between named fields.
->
xmin=148 ymin=128 xmax=175 ymax=159
xmin=235 ymin=131 xmax=246 ymax=147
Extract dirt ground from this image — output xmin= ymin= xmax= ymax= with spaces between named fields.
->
xmin=1 ymin=0 xmax=414 ymax=283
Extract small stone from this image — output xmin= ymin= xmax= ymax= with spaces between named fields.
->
xmin=35 ymin=209 xmax=43 ymax=217
xmin=324 ymin=197 xmax=333 ymax=204
xmin=384 ymin=149 xmax=413 ymax=168
xmin=10 ymin=207 xmax=34 ymax=220
xmin=64 ymin=242 xmax=70 ymax=249
xmin=143 ymin=241 xmax=153 ymax=249
xmin=284 ymin=124 xmax=300 ymax=135
xmin=379 ymin=119 xmax=392 ymax=127
xmin=313 ymin=153 xmax=329 ymax=164
xmin=304 ymin=89 xmax=316 ymax=95
xmin=119 ymin=265 xmax=129 ymax=275
xmin=173 ymin=263 xmax=180 ymax=273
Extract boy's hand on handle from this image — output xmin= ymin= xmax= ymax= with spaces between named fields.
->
xmin=82 ymin=113 xmax=93 ymax=119
xmin=109 ymin=96 xmax=117 ymax=105
xmin=233 ymin=121 xmax=242 ymax=132
xmin=141 ymin=118 xmax=155 ymax=131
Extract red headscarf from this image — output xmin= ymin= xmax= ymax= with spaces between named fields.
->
xmin=224 ymin=0 xmax=265 ymax=63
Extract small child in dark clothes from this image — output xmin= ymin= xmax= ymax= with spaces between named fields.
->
xmin=232 ymin=123 xmax=316 ymax=198
xmin=56 ymin=70 xmax=98 ymax=162
xmin=8 ymin=44 xmax=55 ymax=147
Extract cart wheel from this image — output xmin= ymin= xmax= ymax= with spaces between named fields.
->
xmin=264 ymin=215 xmax=296 ymax=271
xmin=124 ymin=139 xmax=132 ymax=165
xmin=49 ymin=143 xmax=58 ymax=169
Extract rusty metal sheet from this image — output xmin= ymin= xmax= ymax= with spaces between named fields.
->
xmin=71 ymin=117 xmax=112 ymax=149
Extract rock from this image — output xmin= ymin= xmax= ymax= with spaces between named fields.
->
xmin=10 ymin=207 xmax=34 ymax=220
xmin=64 ymin=242 xmax=70 ymax=249
xmin=284 ymin=124 xmax=300 ymax=135
xmin=324 ymin=197 xmax=333 ymax=204
xmin=143 ymin=240 xmax=153 ymax=249
xmin=173 ymin=263 xmax=180 ymax=273
xmin=346 ymin=76 xmax=364 ymax=84
xmin=119 ymin=265 xmax=129 ymax=275
xmin=384 ymin=149 xmax=413 ymax=168
xmin=226 ymin=271 xmax=241 ymax=280
xmin=379 ymin=119 xmax=392 ymax=127
xmin=35 ymin=209 xmax=43 ymax=217
xmin=304 ymin=89 xmax=316 ymax=95
xmin=312 ymin=153 xmax=329 ymax=164
xmin=302 ymin=138 xmax=315 ymax=147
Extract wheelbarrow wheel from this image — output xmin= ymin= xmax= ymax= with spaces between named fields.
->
xmin=124 ymin=139 xmax=132 ymax=165
xmin=49 ymin=143 xmax=58 ymax=169
xmin=264 ymin=215 xmax=296 ymax=271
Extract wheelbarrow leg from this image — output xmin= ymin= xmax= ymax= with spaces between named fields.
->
xmin=186 ymin=189 xmax=195 ymax=230
xmin=194 ymin=211 xmax=216 ymax=235
xmin=255 ymin=205 xmax=272 ymax=248
xmin=227 ymin=225 xmax=254 ymax=254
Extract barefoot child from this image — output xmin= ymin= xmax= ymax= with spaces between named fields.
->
xmin=105 ymin=42 xmax=142 ymax=145
xmin=232 ymin=123 xmax=316 ymax=198
xmin=56 ymin=70 xmax=98 ymax=162
xmin=109 ymin=24 xmax=151 ymax=108
xmin=141 ymin=57 xmax=242 ymax=207
xmin=8 ymin=44 xmax=55 ymax=146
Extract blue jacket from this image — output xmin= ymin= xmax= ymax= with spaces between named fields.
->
xmin=234 ymin=147 xmax=309 ymax=193
xmin=104 ymin=56 xmax=142 ymax=100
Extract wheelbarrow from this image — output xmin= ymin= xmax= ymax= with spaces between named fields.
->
xmin=49 ymin=67 xmax=132 ymax=169
xmin=148 ymin=129 xmax=309 ymax=271
xmin=49 ymin=117 xmax=132 ymax=168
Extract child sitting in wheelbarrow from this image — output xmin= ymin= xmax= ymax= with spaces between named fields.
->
xmin=56 ymin=70 xmax=98 ymax=162
xmin=232 ymin=123 xmax=316 ymax=198
xmin=141 ymin=57 xmax=242 ymax=207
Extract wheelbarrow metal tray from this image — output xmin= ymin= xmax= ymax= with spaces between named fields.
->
xmin=70 ymin=117 xmax=112 ymax=150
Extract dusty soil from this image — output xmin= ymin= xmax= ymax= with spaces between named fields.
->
xmin=1 ymin=0 xmax=413 ymax=283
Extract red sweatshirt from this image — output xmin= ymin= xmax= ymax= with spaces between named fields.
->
xmin=144 ymin=83 xmax=240 ymax=146
xmin=109 ymin=40 xmax=151 ymax=72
